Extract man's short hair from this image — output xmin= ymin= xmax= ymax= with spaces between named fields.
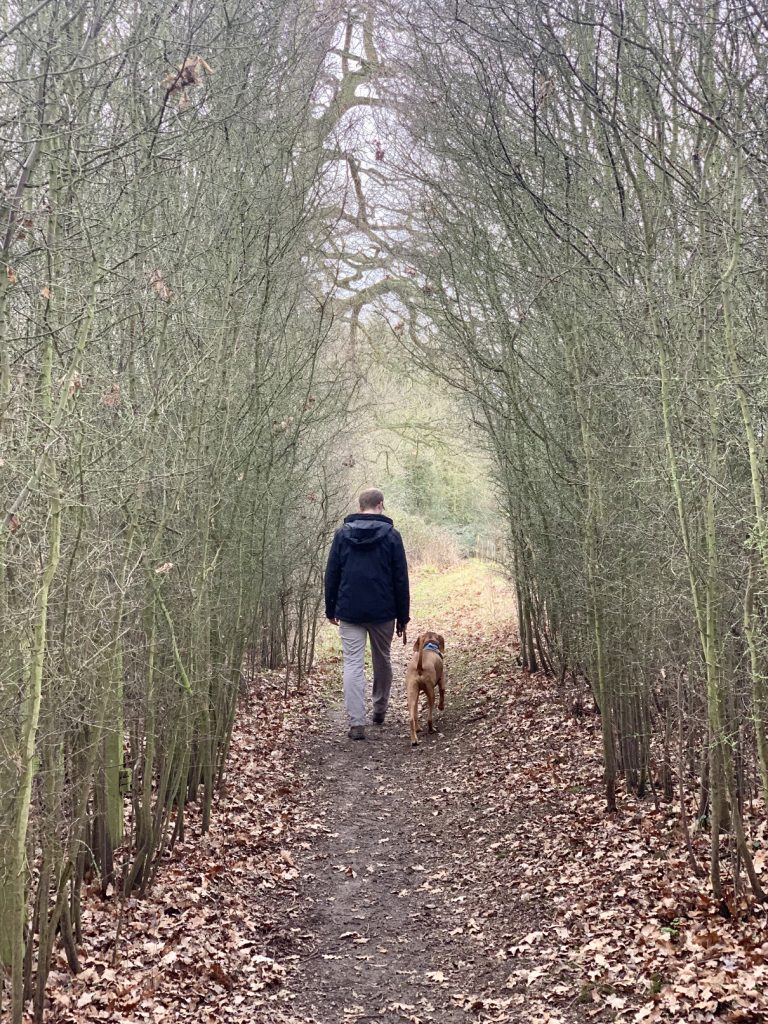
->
xmin=359 ymin=487 xmax=384 ymax=510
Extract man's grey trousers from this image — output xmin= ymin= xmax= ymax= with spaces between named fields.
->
xmin=338 ymin=619 xmax=395 ymax=727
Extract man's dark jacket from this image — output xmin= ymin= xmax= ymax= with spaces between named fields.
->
xmin=324 ymin=513 xmax=410 ymax=626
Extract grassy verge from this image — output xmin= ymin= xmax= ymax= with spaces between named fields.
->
xmin=313 ymin=558 xmax=517 ymax=706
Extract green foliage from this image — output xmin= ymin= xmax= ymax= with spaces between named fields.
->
xmin=347 ymin=330 xmax=499 ymax=561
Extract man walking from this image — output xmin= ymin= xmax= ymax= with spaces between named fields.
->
xmin=325 ymin=488 xmax=410 ymax=740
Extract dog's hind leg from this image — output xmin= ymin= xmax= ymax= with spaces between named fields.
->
xmin=408 ymin=683 xmax=420 ymax=746
xmin=437 ymin=675 xmax=445 ymax=711
xmin=425 ymin=683 xmax=436 ymax=733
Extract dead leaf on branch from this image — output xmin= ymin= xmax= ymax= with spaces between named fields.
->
xmin=148 ymin=268 xmax=174 ymax=302
xmin=100 ymin=382 xmax=121 ymax=409
xmin=162 ymin=54 xmax=214 ymax=108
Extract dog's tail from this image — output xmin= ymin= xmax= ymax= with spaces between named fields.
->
xmin=416 ymin=634 xmax=426 ymax=673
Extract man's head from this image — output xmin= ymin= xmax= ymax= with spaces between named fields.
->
xmin=358 ymin=487 xmax=385 ymax=514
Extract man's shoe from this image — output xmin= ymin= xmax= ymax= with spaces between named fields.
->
xmin=372 ymin=712 xmax=385 ymax=725
xmin=348 ymin=726 xmax=366 ymax=741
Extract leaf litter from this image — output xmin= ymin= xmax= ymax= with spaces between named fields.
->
xmin=40 ymin=562 xmax=768 ymax=1023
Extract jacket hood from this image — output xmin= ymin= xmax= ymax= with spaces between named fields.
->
xmin=342 ymin=513 xmax=394 ymax=548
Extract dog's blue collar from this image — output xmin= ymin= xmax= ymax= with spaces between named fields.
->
xmin=423 ymin=642 xmax=443 ymax=657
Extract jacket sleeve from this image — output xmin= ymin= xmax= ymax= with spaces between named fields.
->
xmin=324 ymin=531 xmax=342 ymax=619
xmin=391 ymin=531 xmax=410 ymax=625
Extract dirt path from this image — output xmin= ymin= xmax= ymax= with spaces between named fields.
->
xmin=282 ymin=563 xmax=581 ymax=1024
xmin=290 ymin=703 xmax=520 ymax=1023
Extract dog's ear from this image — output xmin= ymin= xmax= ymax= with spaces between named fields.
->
xmin=413 ymin=635 xmax=422 ymax=651
xmin=436 ymin=634 xmax=445 ymax=651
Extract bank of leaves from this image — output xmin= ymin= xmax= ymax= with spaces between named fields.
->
xmin=41 ymin=671 xmax=331 ymax=1024
xmin=418 ymin=625 xmax=768 ymax=1024
xmin=41 ymin=608 xmax=767 ymax=1024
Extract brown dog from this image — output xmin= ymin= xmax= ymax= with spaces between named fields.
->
xmin=406 ymin=631 xmax=445 ymax=746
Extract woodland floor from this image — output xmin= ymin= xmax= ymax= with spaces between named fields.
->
xmin=42 ymin=562 xmax=768 ymax=1024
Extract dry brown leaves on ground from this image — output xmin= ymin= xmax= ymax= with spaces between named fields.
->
xmin=407 ymin=627 xmax=768 ymax=1024
xmin=41 ymin=673 xmax=330 ymax=1024
xmin=38 ymin=562 xmax=768 ymax=1023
